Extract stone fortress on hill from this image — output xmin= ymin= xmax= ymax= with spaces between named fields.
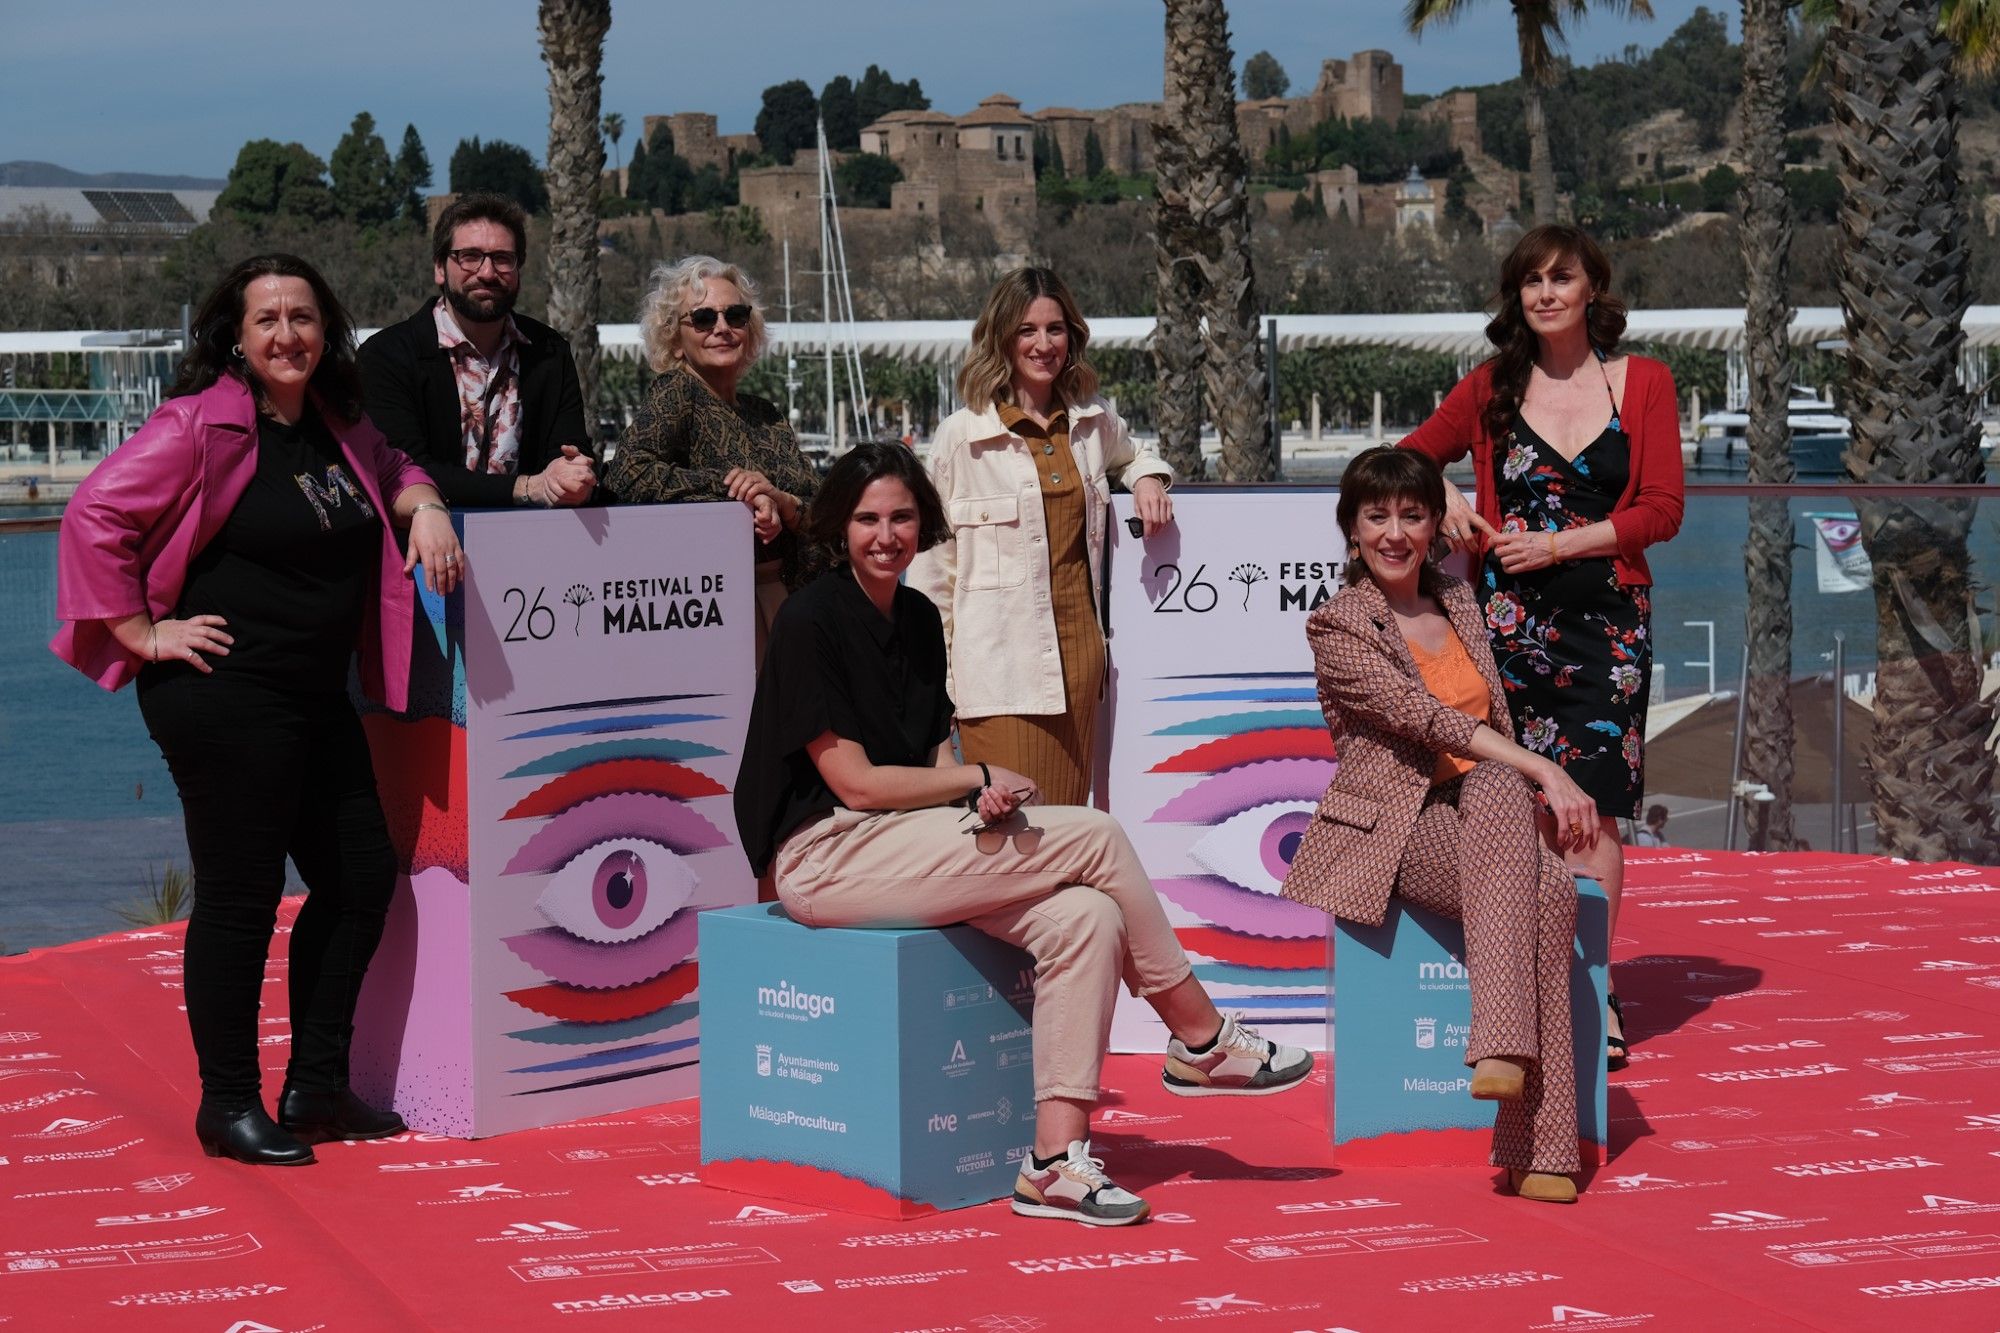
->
xmin=631 ymin=50 xmax=1521 ymax=252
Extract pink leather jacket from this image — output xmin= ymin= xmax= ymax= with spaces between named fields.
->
xmin=49 ymin=374 xmax=434 ymax=711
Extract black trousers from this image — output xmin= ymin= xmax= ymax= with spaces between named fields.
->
xmin=139 ymin=673 xmax=396 ymax=1110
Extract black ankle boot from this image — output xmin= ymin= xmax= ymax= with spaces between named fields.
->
xmin=277 ymin=1085 xmax=406 ymax=1141
xmin=193 ymin=1104 xmax=316 ymax=1166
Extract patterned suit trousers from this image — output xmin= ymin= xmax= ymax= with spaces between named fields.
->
xmin=1391 ymin=762 xmax=1580 ymax=1174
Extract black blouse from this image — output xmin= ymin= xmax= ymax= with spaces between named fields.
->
xmin=149 ymin=413 xmax=380 ymax=693
xmin=733 ymin=569 xmax=955 ymax=876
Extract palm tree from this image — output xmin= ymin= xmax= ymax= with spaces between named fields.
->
xmin=1737 ymin=0 xmax=1798 ymax=849
xmin=1826 ymin=0 xmax=2000 ymax=860
xmin=1403 ymin=0 xmax=1653 ymax=225
xmin=538 ymin=0 xmax=611 ymax=428
xmin=603 ymin=111 xmax=626 ymax=187
xmin=1154 ymin=0 xmax=1272 ymax=483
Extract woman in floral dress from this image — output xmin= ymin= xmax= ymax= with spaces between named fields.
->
xmin=1401 ymin=225 xmax=1685 ymax=1069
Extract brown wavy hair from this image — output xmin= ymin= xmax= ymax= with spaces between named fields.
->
xmin=956 ymin=267 xmax=1099 ymax=412
xmin=1479 ymin=224 xmax=1627 ymax=444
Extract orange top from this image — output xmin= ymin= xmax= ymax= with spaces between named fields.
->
xmin=1407 ymin=630 xmax=1490 ymax=784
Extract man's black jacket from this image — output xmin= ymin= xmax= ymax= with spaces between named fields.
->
xmin=358 ymin=298 xmax=591 ymax=508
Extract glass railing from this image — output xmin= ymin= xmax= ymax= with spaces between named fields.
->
xmin=7 ymin=478 xmax=1999 ymax=953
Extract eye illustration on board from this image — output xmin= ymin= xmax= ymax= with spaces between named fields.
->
xmin=1187 ymin=803 xmax=1316 ymax=897
xmin=532 ymin=837 xmax=696 ymax=945
xmin=1146 ymin=754 xmax=1334 ymax=939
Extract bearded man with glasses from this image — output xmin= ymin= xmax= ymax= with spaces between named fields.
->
xmin=359 ymin=193 xmax=597 ymax=510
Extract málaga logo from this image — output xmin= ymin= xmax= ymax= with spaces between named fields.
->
xmin=757 ymin=980 xmax=835 ymax=1019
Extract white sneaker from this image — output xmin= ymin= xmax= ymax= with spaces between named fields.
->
xmin=1010 ymin=1140 xmax=1149 ymax=1226
xmin=1163 ymin=1011 xmax=1313 ymax=1096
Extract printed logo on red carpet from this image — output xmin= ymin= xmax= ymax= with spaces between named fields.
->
xmin=1776 ymin=1156 xmax=1941 ymax=1178
xmin=1009 ymin=1248 xmax=1196 ymax=1275
xmin=106 ymin=1282 xmax=286 ymax=1307
xmin=510 ymin=1242 xmax=778 ymax=1282
xmin=1528 ymin=1304 xmax=1653 ymax=1329
xmin=1225 ymin=1222 xmax=1483 ymax=1262
xmin=96 ymin=1206 xmax=225 ymax=1227
xmin=1400 ymin=1269 xmax=1561 ymax=1294
xmin=1859 ymin=1273 xmax=2000 ymax=1300
xmin=549 ymin=1288 xmax=731 ymax=1314
xmin=1766 ymin=1229 xmax=2000 ymax=1268
xmin=839 ymin=1226 xmax=1001 ymax=1249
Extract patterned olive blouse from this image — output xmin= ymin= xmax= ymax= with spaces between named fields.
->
xmin=605 ymin=368 xmax=822 ymax=588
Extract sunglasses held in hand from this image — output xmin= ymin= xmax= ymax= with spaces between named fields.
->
xmin=681 ymin=303 xmax=754 ymax=332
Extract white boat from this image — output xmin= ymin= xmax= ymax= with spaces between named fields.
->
xmin=1695 ymin=385 xmax=1851 ymax=474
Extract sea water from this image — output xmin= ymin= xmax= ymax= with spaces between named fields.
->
xmin=6 ymin=481 xmax=1996 ymax=947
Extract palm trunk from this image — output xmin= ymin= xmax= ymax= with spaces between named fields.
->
xmin=1828 ymin=0 xmax=1999 ymax=860
xmin=1156 ymin=0 xmax=1272 ymax=483
xmin=1517 ymin=7 xmax=1558 ymax=225
xmin=1739 ymin=0 xmax=1798 ymax=849
xmin=538 ymin=0 xmax=611 ymax=431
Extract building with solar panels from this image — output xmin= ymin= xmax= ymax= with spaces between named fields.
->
xmin=0 ymin=185 xmax=219 ymax=235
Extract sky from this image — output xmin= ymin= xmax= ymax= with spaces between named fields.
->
xmin=5 ymin=0 xmax=1725 ymax=181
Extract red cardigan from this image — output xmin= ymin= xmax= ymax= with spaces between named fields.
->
xmin=1399 ymin=355 xmax=1685 ymax=586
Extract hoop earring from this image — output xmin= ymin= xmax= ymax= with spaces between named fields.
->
xmin=230 ymin=344 xmax=244 ymax=359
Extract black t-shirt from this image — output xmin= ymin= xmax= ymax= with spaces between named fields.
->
xmin=733 ymin=568 xmax=956 ymax=876
xmin=160 ymin=413 xmax=382 ymax=693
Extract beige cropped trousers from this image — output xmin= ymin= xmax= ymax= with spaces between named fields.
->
xmin=770 ymin=804 xmax=1193 ymax=1103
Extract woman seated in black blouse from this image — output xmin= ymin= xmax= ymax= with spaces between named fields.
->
xmin=735 ymin=442 xmax=1312 ymax=1228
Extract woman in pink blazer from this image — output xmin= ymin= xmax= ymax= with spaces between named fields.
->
xmin=52 ymin=255 xmax=463 ymax=1167
xmin=1282 ymin=448 xmax=1593 ymax=1203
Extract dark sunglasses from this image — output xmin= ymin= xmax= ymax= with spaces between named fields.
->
xmin=682 ymin=303 xmax=753 ymax=332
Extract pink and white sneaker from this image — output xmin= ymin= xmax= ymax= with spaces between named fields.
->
xmin=1010 ymin=1140 xmax=1149 ymax=1226
xmin=1164 ymin=1011 xmax=1313 ymax=1096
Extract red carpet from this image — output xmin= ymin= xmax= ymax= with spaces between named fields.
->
xmin=4 ymin=849 xmax=2000 ymax=1331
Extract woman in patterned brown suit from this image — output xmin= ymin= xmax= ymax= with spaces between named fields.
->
xmin=604 ymin=255 xmax=820 ymax=657
xmin=1281 ymin=447 xmax=1592 ymax=1204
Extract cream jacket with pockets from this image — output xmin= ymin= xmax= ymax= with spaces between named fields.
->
xmin=906 ymin=397 xmax=1172 ymax=718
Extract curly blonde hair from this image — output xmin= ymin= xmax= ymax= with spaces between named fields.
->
xmin=957 ymin=267 xmax=1099 ymax=413
xmin=637 ymin=255 xmax=769 ymax=374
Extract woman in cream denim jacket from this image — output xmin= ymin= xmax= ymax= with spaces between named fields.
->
xmin=907 ymin=268 xmax=1173 ymax=804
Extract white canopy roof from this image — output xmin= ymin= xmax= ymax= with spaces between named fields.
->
xmin=8 ymin=308 xmax=2000 ymax=362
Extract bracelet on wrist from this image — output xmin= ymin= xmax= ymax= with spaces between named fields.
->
xmin=1545 ymin=530 xmax=1559 ymax=562
xmin=966 ymin=761 xmax=991 ymax=810
xmin=412 ymin=501 xmax=450 ymax=517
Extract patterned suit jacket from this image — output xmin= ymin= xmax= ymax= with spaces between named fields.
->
xmin=1280 ymin=571 xmax=1515 ymax=926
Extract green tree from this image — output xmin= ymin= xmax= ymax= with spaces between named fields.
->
xmin=449 ymin=137 xmax=548 ymax=212
xmin=216 ymin=139 xmax=336 ymax=221
xmin=628 ymin=124 xmax=693 ymax=213
xmin=821 ymin=75 xmax=861 ymax=150
xmin=329 ymin=111 xmax=400 ymax=227
xmin=602 ymin=111 xmax=625 ymax=176
xmin=755 ymin=80 xmax=819 ymax=164
xmin=853 ymin=64 xmax=929 ymax=125
xmin=1242 ymin=50 xmax=1290 ymax=98
xmin=1699 ymin=162 xmax=1742 ymax=210
xmin=1083 ymin=128 xmax=1107 ymax=177
xmin=835 ymin=152 xmax=903 ymax=207
xmin=393 ymin=124 xmax=432 ymax=225
xmin=1405 ymin=0 xmax=1655 ymax=223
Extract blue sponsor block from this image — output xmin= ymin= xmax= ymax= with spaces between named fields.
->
xmin=699 ymin=903 xmax=1035 ymax=1216
xmin=1328 ymin=879 xmax=1607 ymax=1165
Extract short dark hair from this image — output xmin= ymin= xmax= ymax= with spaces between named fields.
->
xmin=431 ymin=193 xmax=529 ymax=269
xmin=1336 ymin=446 xmax=1449 ymax=588
xmin=170 ymin=253 xmax=364 ymax=423
xmin=805 ymin=441 xmax=951 ymax=559
xmin=1646 ymin=803 xmax=1669 ymax=825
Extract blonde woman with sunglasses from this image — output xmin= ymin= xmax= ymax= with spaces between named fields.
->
xmin=605 ymin=255 xmax=821 ymax=659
